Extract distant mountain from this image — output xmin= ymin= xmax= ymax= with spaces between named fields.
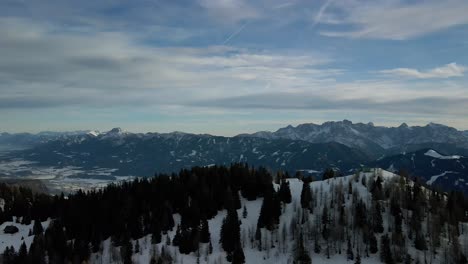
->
xmin=6 ymin=128 xmax=369 ymax=178
xmin=243 ymin=120 xmax=468 ymax=158
xmin=0 ymin=130 xmax=91 ymax=150
xmin=373 ymin=149 xmax=468 ymax=194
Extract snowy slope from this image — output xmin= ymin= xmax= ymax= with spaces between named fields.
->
xmin=87 ymin=169 xmax=466 ymax=264
xmin=0 ymin=218 xmax=51 ymax=253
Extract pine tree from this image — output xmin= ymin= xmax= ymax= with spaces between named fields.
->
xmin=242 ymin=205 xmax=248 ymax=219
xmin=220 ymin=209 xmax=241 ymax=255
xmin=18 ymin=241 xmax=28 ymax=263
xmin=200 ymin=218 xmax=211 ymax=243
xmin=134 ymin=240 xmax=140 ymax=253
xmin=33 ymin=219 xmax=44 ymax=235
xmin=232 ymin=245 xmax=245 ymax=264
xmin=151 ymin=225 xmax=162 ymax=244
xmin=300 ymin=180 xmax=312 ymax=212
xmin=380 ymin=234 xmax=393 ymax=264
xmin=355 ymin=252 xmax=361 ymax=264
xmin=373 ymin=202 xmax=384 ymax=233
xmin=294 ymin=232 xmax=311 ymax=264
xmin=279 ymin=180 xmax=292 ymax=204
xmin=314 ymin=237 xmax=321 ymax=253
xmin=121 ymin=236 xmax=133 ymax=264
xmin=347 ymin=237 xmax=354 ymax=260
xmin=369 ymin=233 xmax=378 ymax=254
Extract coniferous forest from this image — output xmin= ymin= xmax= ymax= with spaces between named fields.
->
xmin=1 ymin=164 xmax=468 ymax=264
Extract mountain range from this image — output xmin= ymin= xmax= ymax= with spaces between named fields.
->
xmin=244 ymin=120 xmax=468 ymax=158
xmin=1 ymin=120 xmax=468 ymax=194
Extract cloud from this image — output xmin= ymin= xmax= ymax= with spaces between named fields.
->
xmin=380 ymin=63 xmax=466 ymax=79
xmin=196 ymin=0 xmax=260 ymax=24
xmin=318 ymin=0 xmax=468 ymax=40
xmin=0 ymin=17 xmax=335 ymax=110
xmin=190 ymin=92 xmax=468 ymax=116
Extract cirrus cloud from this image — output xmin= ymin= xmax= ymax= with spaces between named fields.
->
xmin=380 ymin=63 xmax=466 ymax=79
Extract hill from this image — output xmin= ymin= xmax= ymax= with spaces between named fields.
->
xmin=1 ymin=165 xmax=467 ymax=263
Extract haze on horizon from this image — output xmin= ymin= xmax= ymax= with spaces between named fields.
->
xmin=1 ymin=0 xmax=468 ymax=135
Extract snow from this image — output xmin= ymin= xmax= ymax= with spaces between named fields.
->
xmin=0 ymin=218 xmax=51 ymax=253
xmin=87 ymin=170 xmax=398 ymax=264
xmin=87 ymin=131 xmax=101 ymax=137
xmin=424 ymin=149 xmax=461 ymax=160
xmin=1 ymin=168 xmax=463 ymax=264
xmin=426 ymin=171 xmax=459 ymax=185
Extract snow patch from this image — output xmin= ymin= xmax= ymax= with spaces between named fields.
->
xmin=426 ymin=171 xmax=459 ymax=185
xmin=424 ymin=150 xmax=461 ymax=160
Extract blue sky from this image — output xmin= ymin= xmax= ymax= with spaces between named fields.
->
xmin=1 ymin=0 xmax=468 ymax=135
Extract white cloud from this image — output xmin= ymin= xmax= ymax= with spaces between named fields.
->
xmin=318 ymin=0 xmax=468 ymax=40
xmin=380 ymin=63 xmax=466 ymax=79
xmin=0 ymin=17 xmax=336 ymax=109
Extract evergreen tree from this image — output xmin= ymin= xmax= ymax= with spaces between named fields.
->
xmin=347 ymin=237 xmax=354 ymax=260
xmin=121 ymin=236 xmax=133 ymax=264
xmin=2 ymin=246 xmax=16 ymax=264
xmin=18 ymin=241 xmax=28 ymax=263
xmin=220 ymin=209 xmax=241 ymax=255
xmin=300 ymin=180 xmax=312 ymax=212
xmin=200 ymin=218 xmax=211 ymax=243
xmin=232 ymin=245 xmax=245 ymax=264
xmin=151 ymin=225 xmax=162 ymax=244
xmin=294 ymin=232 xmax=311 ymax=264
xmin=380 ymin=234 xmax=393 ymax=264
xmin=242 ymin=205 xmax=248 ymax=219
xmin=278 ymin=180 xmax=292 ymax=204
xmin=369 ymin=233 xmax=378 ymax=254
xmin=33 ymin=219 xmax=44 ymax=235
xmin=372 ymin=202 xmax=384 ymax=233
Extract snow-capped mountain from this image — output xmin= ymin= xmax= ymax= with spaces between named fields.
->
xmin=5 ymin=129 xmax=368 ymax=179
xmin=373 ymin=149 xmax=468 ymax=194
xmin=243 ymin=120 xmax=468 ymax=158
xmin=2 ymin=123 xmax=468 ymax=194
xmin=0 ymin=130 xmax=92 ymax=150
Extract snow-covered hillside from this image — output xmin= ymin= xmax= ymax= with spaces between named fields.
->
xmin=1 ymin=168 xmax=467 ymax=264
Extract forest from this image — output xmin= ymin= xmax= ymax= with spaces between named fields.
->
xmin=1 ymin=164 xmax=468 ymax=264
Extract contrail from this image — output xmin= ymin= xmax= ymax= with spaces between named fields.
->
xmin=222 ymin=22 xmax=249 ymax=45
xmin=312 ymin=0 xmax=333 ymax=27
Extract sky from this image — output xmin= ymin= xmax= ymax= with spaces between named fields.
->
xmin=1 ymin=0 xmax=468 ymax=135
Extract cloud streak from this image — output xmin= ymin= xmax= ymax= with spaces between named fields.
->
xmin=319 ymin=0 xmax=468 ymax=40
xmin=380 ymin=63 xmax=466 ymax=79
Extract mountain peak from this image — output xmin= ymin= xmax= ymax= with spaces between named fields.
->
xmin=108 ymin=127 xmax=123 ymax=134
xmin=342 ymin=119 xmax=352 ymax=125
xmin=399 ymin=123 xmax=408 ymax=128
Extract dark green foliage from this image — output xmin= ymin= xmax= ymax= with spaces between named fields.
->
xmin=300 ymin=180 xmax=312 ymax=211
xmin=347 ymin=237 xmax=354 ymax=260
xmin=294 ymin=233 xmax=311 ymax=264
xmin=278 ymin=180 xmax=292 ymax=204
xmin=414 ymin=233 xmax=427 ymax=251
xmin=322 ymin=168 xmax=335 ymax=180
xmin=372 ymin=202 xmax=384 ymax=233
xmin=257 ymin=185 xmax=282 ymax=230
xmin=369 ymin=233 xmax=378 ymax=254
xmin=2 ymin=246 xmax=17 ymax=264
xmin=220 ymin=209 xmax=241 ymax=254
xmin=151 ymin=225 xmax=162 ymax=244
xmin=120 ymin=235 xmax=133 ymax=264
xmin=200 ymin=218 xmax=211 ymax=243
xmin=380 ymin=234 xmax=394 ymax=264
xmin=32 ymin=219 xmax=44 ymax=235
xmin=232 ymin=246 xmax=245 ymax=264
